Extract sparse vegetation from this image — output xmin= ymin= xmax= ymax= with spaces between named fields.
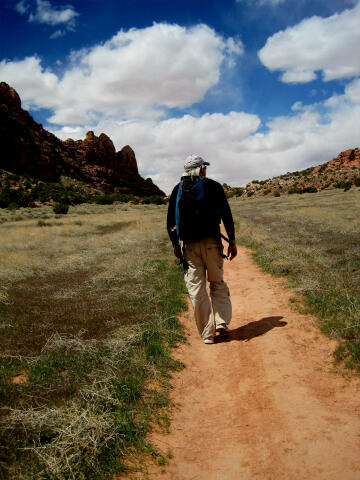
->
xmin=289 ymin=185 xmax=318 ymax=194
xmin=0 ymin=203 xmax=186 ymax=479
xmin=0 ymin=170 xmax=166 ymax=209
xmin=231 ymin=189 xmax=360 ymax=372
xmin=53 ymin=202 xmax=69 ymax=214
xmin=226 ymin=187 xmax=244 ymax=198
xmin=222 ymin=184 xmax=244 ymax=198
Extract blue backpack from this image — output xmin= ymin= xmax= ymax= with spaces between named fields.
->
xmin=175 ymin=176 xmax=210 ymax=242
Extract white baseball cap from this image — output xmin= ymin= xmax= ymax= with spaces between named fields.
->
xmin=184 ymin=155 xmax=210 ymax=172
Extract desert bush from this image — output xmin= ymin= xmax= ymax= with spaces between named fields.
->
xmin=142 ymin=195 xmax=167 ymax=205
xmin=234 ymin=187 xmax=245 ymax=196
xmin=288 ymin=186 xmax=318 ymax=194
xmin=94 ymin=193 xmax=115 ymax=204
xmin=273 ymin=190 xmax=280 ymax=197
xmin=94 ymin=193 xmax=166 ymax=205
xmin=53 ymin=202 xmax=69 ymax=214
xmin=301 ymin=185 xmax=318 ymax=193
xmin=334 ymin=180 xmax=352 ymax=190
xmin=226 ymin=187 xmax=244 ymax=198
xmin=0 ymin=186 xmax=30 ymax=208
xmin=288 ymin=187 xmax=301 ymax=194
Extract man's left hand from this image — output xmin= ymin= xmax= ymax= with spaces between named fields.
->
xmin=228 ymin=242 xmax=237 ymax=261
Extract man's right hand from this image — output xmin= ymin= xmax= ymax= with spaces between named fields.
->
xmin=173 ymin=245 xmax=181 ymax=258
xmin=228 ymin=241 xmax=237 ymax=261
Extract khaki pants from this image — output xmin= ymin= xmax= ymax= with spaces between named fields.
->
xmin=183 ymin=237 xmax=232 ymax=340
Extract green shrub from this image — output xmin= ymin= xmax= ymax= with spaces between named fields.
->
xmin=6 ymin=202 xmax=17 ymax=210
xmin=301 ymin=185 xmax=318 ymax=193
xmin=274 ymin=190 xmax=280 ymax=197
xmin=233 ymin=187 xmax=244 ymax=197
xmin=0 ymin=188 xmax=12 ymax=208
xmin=288 ymin=187 xmax=301 ymax=194
xmin=334 ymin=180 xmax=352 ymax=190
xmin=142 ymin=195 xmax=167 ymax=205
xmin=94 ymin=193 xmax=114 ymax=205
xmin=226 ymin=187 xmax=244 ymax=198
xmin=53 ymin=202 xmax=69 ymax=214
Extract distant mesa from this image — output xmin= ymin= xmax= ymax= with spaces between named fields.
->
xmin=0 ymin=82 xmax=164 ymax=197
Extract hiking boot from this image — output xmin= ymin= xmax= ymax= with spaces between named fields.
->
xmin=204 ymin=338 xmax=215 ymax=344
xmin=216 ymin=324 xmax=230 ymax=333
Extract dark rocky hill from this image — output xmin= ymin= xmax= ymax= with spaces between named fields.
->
xmin=0 ymin=82 xmax=164 ymax=197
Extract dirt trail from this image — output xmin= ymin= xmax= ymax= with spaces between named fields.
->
xmin=149 ymin=246 xmax=360 ymax=480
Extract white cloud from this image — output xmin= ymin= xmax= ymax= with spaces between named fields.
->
xmin=0 ymin=23 xmax=243 ymax=124
xmin=14 ymin=0 xmax=79 ymax=35
xmin=28 ymin=0 xmax=79 ymax=27
xmin=344 ymin=77 xmax=360 ymax=104
xmin=2 ymin=19 xmax=359 ymax=195
xmin=259 ymin=2 xmax=360 ymax=82
xmin=15 ymin=0 xmax=30 ymax=14
xmin=51 ymin=111 xmax=261 ymax=193
xmin=50 ymin=29 xmax=66 ymax=40
xmin=49 ymin=78 xmax=360 ymax=194
xmin=0 ymin=56 xmax=59 ymax=109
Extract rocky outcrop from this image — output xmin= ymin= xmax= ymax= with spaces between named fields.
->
xmin=117 ymin=145 xmax=139 ymax=175
xmin=0 ymin=82 xmax=72 ymax=182
xmin=0 ymin=82 xmax=164 ymax=196
xmin=241 ymin=148 xmax=360 ymax=197
xmin=313 ymin=149 xmax=360 ymax=173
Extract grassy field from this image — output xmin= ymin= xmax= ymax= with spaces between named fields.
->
xmin=230 ymin=188 xmax=360 ymax=372
xmin=2 ymin=187 xmax=360 ymax=478
xmin=0 ymin=203 xmax=187 ymax=479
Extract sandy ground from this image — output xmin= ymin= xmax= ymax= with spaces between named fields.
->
xmin=144 ymin=246 xmax=360 ymax=480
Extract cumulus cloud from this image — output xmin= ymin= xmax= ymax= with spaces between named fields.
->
xmin=2 ymin=17 xmax=359 ymax=194
xmin=0 ymin=56 xmax=59 ymax=110
xmin=258 ymin=2 xmax=360 ymax=82
xmin=15 ymin=0 xmax=79 ymax=33
xmin=0 ymin=23 xmax=243 ymax=124
xmin=49 ymin=78 xmax=360 ymax=194
xmin=51 ymin=111 xmax=261 ymax=193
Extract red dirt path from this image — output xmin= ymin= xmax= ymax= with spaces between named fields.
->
xmin=147 ymin=246 xmax=360 ymax=479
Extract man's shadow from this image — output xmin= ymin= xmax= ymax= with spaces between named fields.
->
xmin=215 ymin=316 xmax=287 ymax=343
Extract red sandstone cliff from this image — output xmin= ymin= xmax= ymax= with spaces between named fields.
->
xmin=0 ymin=82 xmax=164 ymax=196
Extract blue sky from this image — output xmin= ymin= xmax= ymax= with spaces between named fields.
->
xmin=1 ymin=0 xmax=360 ymax=193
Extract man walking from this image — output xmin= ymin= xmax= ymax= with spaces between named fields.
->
xmin=167 ymin=155 xmax=237 ymax=344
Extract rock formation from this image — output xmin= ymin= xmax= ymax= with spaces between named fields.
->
xmin=241 ymin=148 xmax=360 ymax=197
xmin=0 ymin=82 xmax=164 ymax=196
xmin=313 ymin=148 xmax=360 ymax=173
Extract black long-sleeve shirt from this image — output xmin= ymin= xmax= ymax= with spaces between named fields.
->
xmin=167 ymin=177 xmax=235 ymax=246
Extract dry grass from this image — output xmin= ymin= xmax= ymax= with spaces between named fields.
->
xmin=0 ymin=203 xmax=186 ymax=479
xmin=230 ymin=188 xmax=360 ymax=371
